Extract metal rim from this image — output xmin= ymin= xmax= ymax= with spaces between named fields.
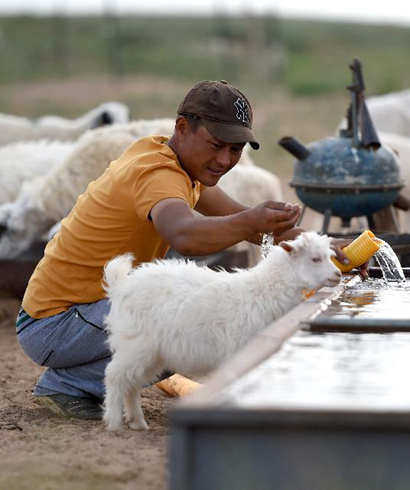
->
xmin=289 ymin=181 xmax=404 ymax=193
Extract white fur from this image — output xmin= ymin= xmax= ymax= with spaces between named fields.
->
xmin=0 ymin=140 xmax=74 ymax=205
xmin=0 ymin=119 xmax=176 ymax=258
xmin=337 ymin=90 xmax=410 ymax=138
xmin=102 ymin=231 xmax=341 ymax=431
xmin=0 ymin=102 xmax=130 ymax=146
xmin=378 ymin=131 xmax=410 ymax=232
xmin=366 ymin=90 xmax=410 ymax=138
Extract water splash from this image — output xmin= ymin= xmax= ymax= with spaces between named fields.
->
xmin=261 ymin=233 xmax=275 ymax=259
xmin=374 ymin=240 xmax=405 ymax=282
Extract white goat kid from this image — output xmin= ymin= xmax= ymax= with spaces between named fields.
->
xmin=102 ymin=231 xmax=341 ymax=431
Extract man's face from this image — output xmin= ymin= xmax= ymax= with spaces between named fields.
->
xmin=176 ymin=120 xmax=245 ymax=187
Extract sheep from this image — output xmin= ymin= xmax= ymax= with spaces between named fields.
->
xmin=366 ymin=90 xmax=410 ymax=138
xmin=0 ymin=119 xmax=176 ymax=258
xmin=0 ymin=118 xmax=282 ymax=260
xmin=102 ymin=231 xmax=341 ymax=431
xmin=337 ymin=90 xmax=410 ymax=138
xmin=377 ymin=131 xmax=410 ymax=232
xmin=0 ymin=101 xmax=130 ymax=146
xmin=0 ymin=139 xmax=74 ymax=205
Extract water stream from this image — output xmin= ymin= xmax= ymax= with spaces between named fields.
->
xmin=374 ymin=239 xmax=405 ymax=282
xmin=261 ymin=233 xmax=274 ymax=259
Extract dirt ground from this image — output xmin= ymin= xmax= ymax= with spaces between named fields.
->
xmin=0 ymin=298 xmax=174 ymax=490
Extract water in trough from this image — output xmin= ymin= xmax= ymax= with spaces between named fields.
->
xmin=220 ymin=241 xmax=410 ymax=410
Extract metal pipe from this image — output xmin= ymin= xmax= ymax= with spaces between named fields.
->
xmin=278 ymin=136 xmax=310 ymax=160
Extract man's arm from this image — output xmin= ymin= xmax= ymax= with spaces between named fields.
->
xmin=151 ymin=188 xmax=301 ymax=257
xmin=195 ymin=185 xmax=303 ymax=245
xmin=194 ymin=185 xmax=248 ymax=217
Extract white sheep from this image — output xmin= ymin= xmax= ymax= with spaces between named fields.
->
xmin=0 ymin=119 xmax=175 ymax=258
xmin=366 ymin=90 xmax=410 ymax=138
xmin=0 ymin=118 xmax=282 ymax=260
xmin=377 ymin=131 xmax=410 ymax=232
xmin=0 ymin=140 xmax=74 ymax=205
xmin=102 ymin=231 xmax=342 ymax=431
xmin=337 ymin=90 xmax=410 ymax=138
xmin=0 ymin=101 xmax=130 ymax=146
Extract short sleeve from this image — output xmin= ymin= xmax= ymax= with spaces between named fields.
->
xmin=133 ymin=164 xmax=194 ymax=222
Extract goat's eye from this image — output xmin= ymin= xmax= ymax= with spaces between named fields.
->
xmin=312 ymin=257 xmax=322 ymax=263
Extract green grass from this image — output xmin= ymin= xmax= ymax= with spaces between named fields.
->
xmin=0 ymin=15 xmax=409 ymax=96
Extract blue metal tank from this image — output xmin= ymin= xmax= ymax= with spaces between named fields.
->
xmin=279 ymin=59 xmax=404 ymax=228
xmin=282 ymin=135 xmax=402 ymax=220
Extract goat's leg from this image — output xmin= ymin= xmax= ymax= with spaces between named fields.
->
xmin=124 ymin=385 xmax=137 ymax=423
xmin=124 ymin=365 xmax=163 ymax=431
xmin=126 ymin=388 xmax=148 ymax=431
xmin=103 ymin=359 xmax=131 ymax=431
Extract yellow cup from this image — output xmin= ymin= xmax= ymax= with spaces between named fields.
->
xmin=332 ymin=230 xmax=382 ymax=273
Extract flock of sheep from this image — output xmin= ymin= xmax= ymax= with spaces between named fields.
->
xmin=0 ymin=90 xmax=410 ymax=263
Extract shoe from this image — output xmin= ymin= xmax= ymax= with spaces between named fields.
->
xmin=35 ymin=393 xmax=103 ymax=420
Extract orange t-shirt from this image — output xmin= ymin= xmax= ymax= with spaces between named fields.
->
xmin=22 ymin=135 xmax=205 ymax=318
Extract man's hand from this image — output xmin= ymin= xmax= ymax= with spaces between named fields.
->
xmin=331 ymin=237 xmax=369 ymax=280
xmin=248 ymin=201 xmax=302 ymax=237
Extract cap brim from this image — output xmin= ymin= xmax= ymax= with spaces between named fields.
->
xmin=201 ymin=119 xmax=260 ymax=150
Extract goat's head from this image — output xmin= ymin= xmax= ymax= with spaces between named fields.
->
xmin=279 ymin=231 xmax=342 ymax=290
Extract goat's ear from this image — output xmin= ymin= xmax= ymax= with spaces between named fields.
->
xmin=279 ymin=241 xmax=294 ymax=254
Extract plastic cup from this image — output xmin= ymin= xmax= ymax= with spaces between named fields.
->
xmin=332 ymin=230 xmax=382 ymax=273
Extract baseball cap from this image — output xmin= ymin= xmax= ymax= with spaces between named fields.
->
xmin=177 ymin=80 xmax=259 ymax=150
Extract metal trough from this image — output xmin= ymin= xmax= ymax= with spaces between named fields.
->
xmin=168 ymin=270 xmax=410 ymax=490
xmin=306 ymin=267 xmax=410 ymax=333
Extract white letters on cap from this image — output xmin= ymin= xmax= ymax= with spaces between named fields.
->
xmin=234 ymin=98 xmax=250 ymax=124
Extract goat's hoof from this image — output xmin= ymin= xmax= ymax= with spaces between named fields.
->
xmin=129 ymin=420 xmax=149 ymax=431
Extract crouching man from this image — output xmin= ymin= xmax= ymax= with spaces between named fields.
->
xmin=15 ymin=80 xmax=353 ymax=419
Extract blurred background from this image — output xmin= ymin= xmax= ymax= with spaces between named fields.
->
xmin=1 ymin=0 xmax=410 ymax=193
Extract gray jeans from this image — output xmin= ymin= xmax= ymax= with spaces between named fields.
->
xmin=16 ymin=300 xmax=172 ymax=399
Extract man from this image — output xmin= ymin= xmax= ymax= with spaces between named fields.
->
xmin=15 ymin=80 xmax=351 ymax=420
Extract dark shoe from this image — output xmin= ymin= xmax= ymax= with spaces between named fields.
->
xmin=35 ymin=393 xmax=103 ymax=420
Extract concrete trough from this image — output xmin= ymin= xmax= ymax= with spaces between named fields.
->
xmin=168 ymin=272 xmax=410 ymax=490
